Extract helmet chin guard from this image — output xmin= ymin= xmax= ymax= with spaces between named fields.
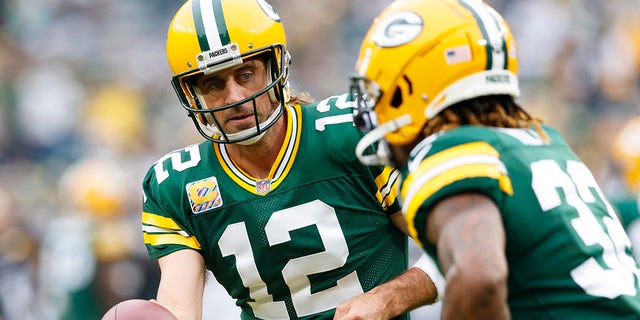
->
xmin=355 ymin=114 xmax=412 ymax=167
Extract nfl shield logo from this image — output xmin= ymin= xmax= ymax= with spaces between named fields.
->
xmin=256 ymin=179 xmax=271 ymax=194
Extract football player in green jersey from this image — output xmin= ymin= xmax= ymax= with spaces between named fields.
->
xmin=140 ymin=0 xmax=441 ymax=319
xmin=350 ymin=0 xmax=640 ymax=319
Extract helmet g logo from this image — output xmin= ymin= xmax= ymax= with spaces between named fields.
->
xmin=257 ymin=0 xmax=280 ymax=22
xmin=371 ymin=11 xmax=423 ymax=48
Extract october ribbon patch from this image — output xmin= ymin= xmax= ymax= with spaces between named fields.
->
xmin=186 ymin=176 xmax=223 ymax=214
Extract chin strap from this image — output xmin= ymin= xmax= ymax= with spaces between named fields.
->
xmin=355 ymin=114 xmax=412 ymax=166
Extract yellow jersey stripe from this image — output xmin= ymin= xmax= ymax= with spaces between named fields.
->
xmin=374 ymin=166 xmax=400 ymax=210
xmin=143 ymin=232 xmax=201 ymax=250
xmin=142 ymin=211 xmax=182 ymax=230
xmin=375 ymin=166 xmax=396 ymax=189
xmin=386 ymin=169 xmax=401 ymax=209
xmin=403 ymin=141 xmax=499 ymax=190
xmin=270 ymin=104 xmax=303 ymax=189
xmin=402 ymin=146 xmax=513 ymax=246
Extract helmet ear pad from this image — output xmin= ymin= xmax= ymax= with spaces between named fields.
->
xmin=264 ymin=51 xmax=290 ymax=104
xmin=266 ymin=57 xmax=279 ymax=103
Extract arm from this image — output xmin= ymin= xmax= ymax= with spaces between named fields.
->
xmin=156 ymin=249 xmax=206 ymax=320
xmin=333 ymin=211 xmax=440 ymax=320
xmin=427 ymin=193 xmax=509 ymax=319
xmin=333 ymin=267 xmax=437 ymax=320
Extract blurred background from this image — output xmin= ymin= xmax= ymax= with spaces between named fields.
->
xmin=0 ymin=0 xmax=639 ymax=319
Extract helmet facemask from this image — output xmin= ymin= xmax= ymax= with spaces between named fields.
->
xmin=351 ymin=75 xmax=411 ymax=167
xmin=173 ymin=44 xmax=290 ymax=144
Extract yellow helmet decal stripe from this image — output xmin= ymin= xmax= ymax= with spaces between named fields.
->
xmin=458 ymin=0 xmax=507 ymax=71
xmin=193 ymin=0 xmax=230 ymax=52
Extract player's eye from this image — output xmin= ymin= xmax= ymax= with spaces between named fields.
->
xmin=202 ymin=78 xmax=226 ymax=92
xmin=237 ymin=71 xmax=254 ymax=84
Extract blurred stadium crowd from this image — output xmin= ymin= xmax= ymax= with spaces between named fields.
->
xmin=0 ymin=0 xmax=639 ymax=319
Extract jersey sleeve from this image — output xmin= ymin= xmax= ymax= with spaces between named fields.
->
xmin=403 ymin=136 xmax=513 ymax=247
xmin=141 ymin=165 xmax=202 ymax=260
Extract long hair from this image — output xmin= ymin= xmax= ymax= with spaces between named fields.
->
xmin=287 ymin=90 xmax=313 ymax=106
xmin=423 ymin=95 xmax=550 ymax=142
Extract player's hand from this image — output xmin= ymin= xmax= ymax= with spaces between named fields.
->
xmin=333 ymin=291 xmax=391 ymax=320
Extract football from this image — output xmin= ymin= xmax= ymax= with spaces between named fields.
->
xmin=101 ymin=299 xmax=177 ymax=320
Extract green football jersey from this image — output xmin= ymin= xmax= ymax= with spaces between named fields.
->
xmin=141 ymin=94 xmax=408 ymax=319
xmin=404 ymin=125 xmax=640 ymax=319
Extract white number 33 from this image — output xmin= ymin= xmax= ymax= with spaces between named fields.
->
xmin=531 ymin=159 xmax=640 ymax=298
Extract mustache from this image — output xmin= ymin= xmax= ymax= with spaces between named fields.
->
xmin=224 ymin=105 xmax=256 ymax=120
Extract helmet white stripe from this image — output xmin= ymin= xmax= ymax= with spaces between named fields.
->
xmin=199 ymin=0 xmax=223 ymax=49
xmin=483 ymin=7 xmax=508 ymax=70
xmin=459 ymin=0 xmax=507 ymax=71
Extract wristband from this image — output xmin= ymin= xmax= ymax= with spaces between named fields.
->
xmin=412 ymin=254 xmax=446 ymax=302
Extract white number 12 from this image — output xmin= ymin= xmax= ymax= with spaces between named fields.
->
xmin=218 ymin=200 xmax=363 ymax=319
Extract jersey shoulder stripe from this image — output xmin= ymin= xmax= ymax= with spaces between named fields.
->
xmin=377 ymin=166 xmax=401 ymax=211
xmin=402 ymin=139 xmax=513 ymax=244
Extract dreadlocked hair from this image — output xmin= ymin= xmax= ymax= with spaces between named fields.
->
xmin=423 ymin=95 xmax=550 ymax=142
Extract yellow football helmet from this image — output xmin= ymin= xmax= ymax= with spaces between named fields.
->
xmin=612 ymin=116 xmax=640 ymax=195
xmin=351 ymin=0 xmax=519 ymax=165
xmin=167 ymin=0 xmax=290 ymax=143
